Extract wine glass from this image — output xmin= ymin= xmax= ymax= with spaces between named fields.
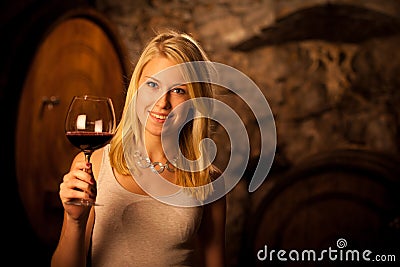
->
xmin=65 ymin=95 xmax=116 ymax=206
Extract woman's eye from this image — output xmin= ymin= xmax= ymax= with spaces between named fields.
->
xmin=171 ymin=88 xmax=186 ymax=94
xmin=146 ymin=81 xmax=158 ymax=88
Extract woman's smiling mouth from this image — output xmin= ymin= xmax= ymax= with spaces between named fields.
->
xmin=149 ymin=111 xmax=169 ymax=122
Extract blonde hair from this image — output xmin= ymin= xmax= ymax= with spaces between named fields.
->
xmin=109 ymin=29 xmax=218 ymax=198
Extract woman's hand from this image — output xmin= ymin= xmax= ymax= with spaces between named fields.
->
xmin=59 ymin=160 xmax=96 ymax=221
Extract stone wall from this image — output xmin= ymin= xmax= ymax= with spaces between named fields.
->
xmin=93 ymin=0 xmax=400 ymax=266
xmin=95 ymin=0 xmax=400 ymax=166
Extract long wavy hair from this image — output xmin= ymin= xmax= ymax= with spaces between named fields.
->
xmin=109 ymin=29 xmax=217 ymax=198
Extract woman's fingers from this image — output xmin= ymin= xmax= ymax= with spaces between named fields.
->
xmin=60 ymin=176 xmax=96 ymax=198
xmin=71 ymin=162 xmax=95 ymax=181
xmin=60 ymin=162 xmax=96 ymax=203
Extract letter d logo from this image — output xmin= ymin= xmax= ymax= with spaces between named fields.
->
xmin=257 ymin=245 xmax=268 ymax=261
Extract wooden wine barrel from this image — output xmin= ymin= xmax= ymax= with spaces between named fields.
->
xmin=15 ymin=7 xmax=130 ymax=253
xmin=241 ymin=149 xmax=400 ymax=267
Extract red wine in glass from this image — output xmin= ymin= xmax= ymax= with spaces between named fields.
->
xmin=65 ymin=95 xmax=116 ymax=206
xmin=65 ymin=132 xmax=114 ymax=152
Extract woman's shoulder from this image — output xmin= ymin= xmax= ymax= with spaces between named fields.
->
xmin=91 ymin=147 xmax=105 ymax=180
xmin=91 ymin=147 xmax=105 ymax=164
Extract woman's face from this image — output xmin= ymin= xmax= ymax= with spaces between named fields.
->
xmin=136 ymin=56 xmax=191 ymax=138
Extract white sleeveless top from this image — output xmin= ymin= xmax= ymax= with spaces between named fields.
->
xmin=91 ymin=145 xmax=203 ymax=267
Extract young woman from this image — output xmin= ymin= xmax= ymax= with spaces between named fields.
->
xmin=51 ymin=30 xmax=226 ymax=267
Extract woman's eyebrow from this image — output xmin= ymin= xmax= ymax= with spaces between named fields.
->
xmin=144 ymin=75 xmax=161 ymax=83
xmin=145 ymin=75 xmax=187 ymax=88
xmin=171 ymin=82 xmax=187 ymax=88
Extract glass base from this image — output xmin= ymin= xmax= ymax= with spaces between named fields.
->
xmin=65 ymin=199 xmax=101 ymax=206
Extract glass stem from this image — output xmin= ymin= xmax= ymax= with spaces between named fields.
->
xmin=84 ymin=152 xmax=92 ymax=163
xmin=84 ymin=151 xmax=93 ymax=174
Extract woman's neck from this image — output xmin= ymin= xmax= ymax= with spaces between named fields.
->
xmin=144 ymin=132 xmax=177 ymax=163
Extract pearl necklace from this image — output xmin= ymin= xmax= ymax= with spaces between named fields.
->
xmin=134 ymin=151 xmax=177 ymax=174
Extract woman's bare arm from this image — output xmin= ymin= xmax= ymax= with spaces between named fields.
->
xmin=51 ymin=149 xmax=102 ymax=267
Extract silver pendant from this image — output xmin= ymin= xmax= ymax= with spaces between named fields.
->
xmin=134 ymin=151 xmax=176 ymax=173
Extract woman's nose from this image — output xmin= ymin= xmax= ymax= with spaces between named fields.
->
xmin=155 ymin=92 xmax=171 ymax=109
